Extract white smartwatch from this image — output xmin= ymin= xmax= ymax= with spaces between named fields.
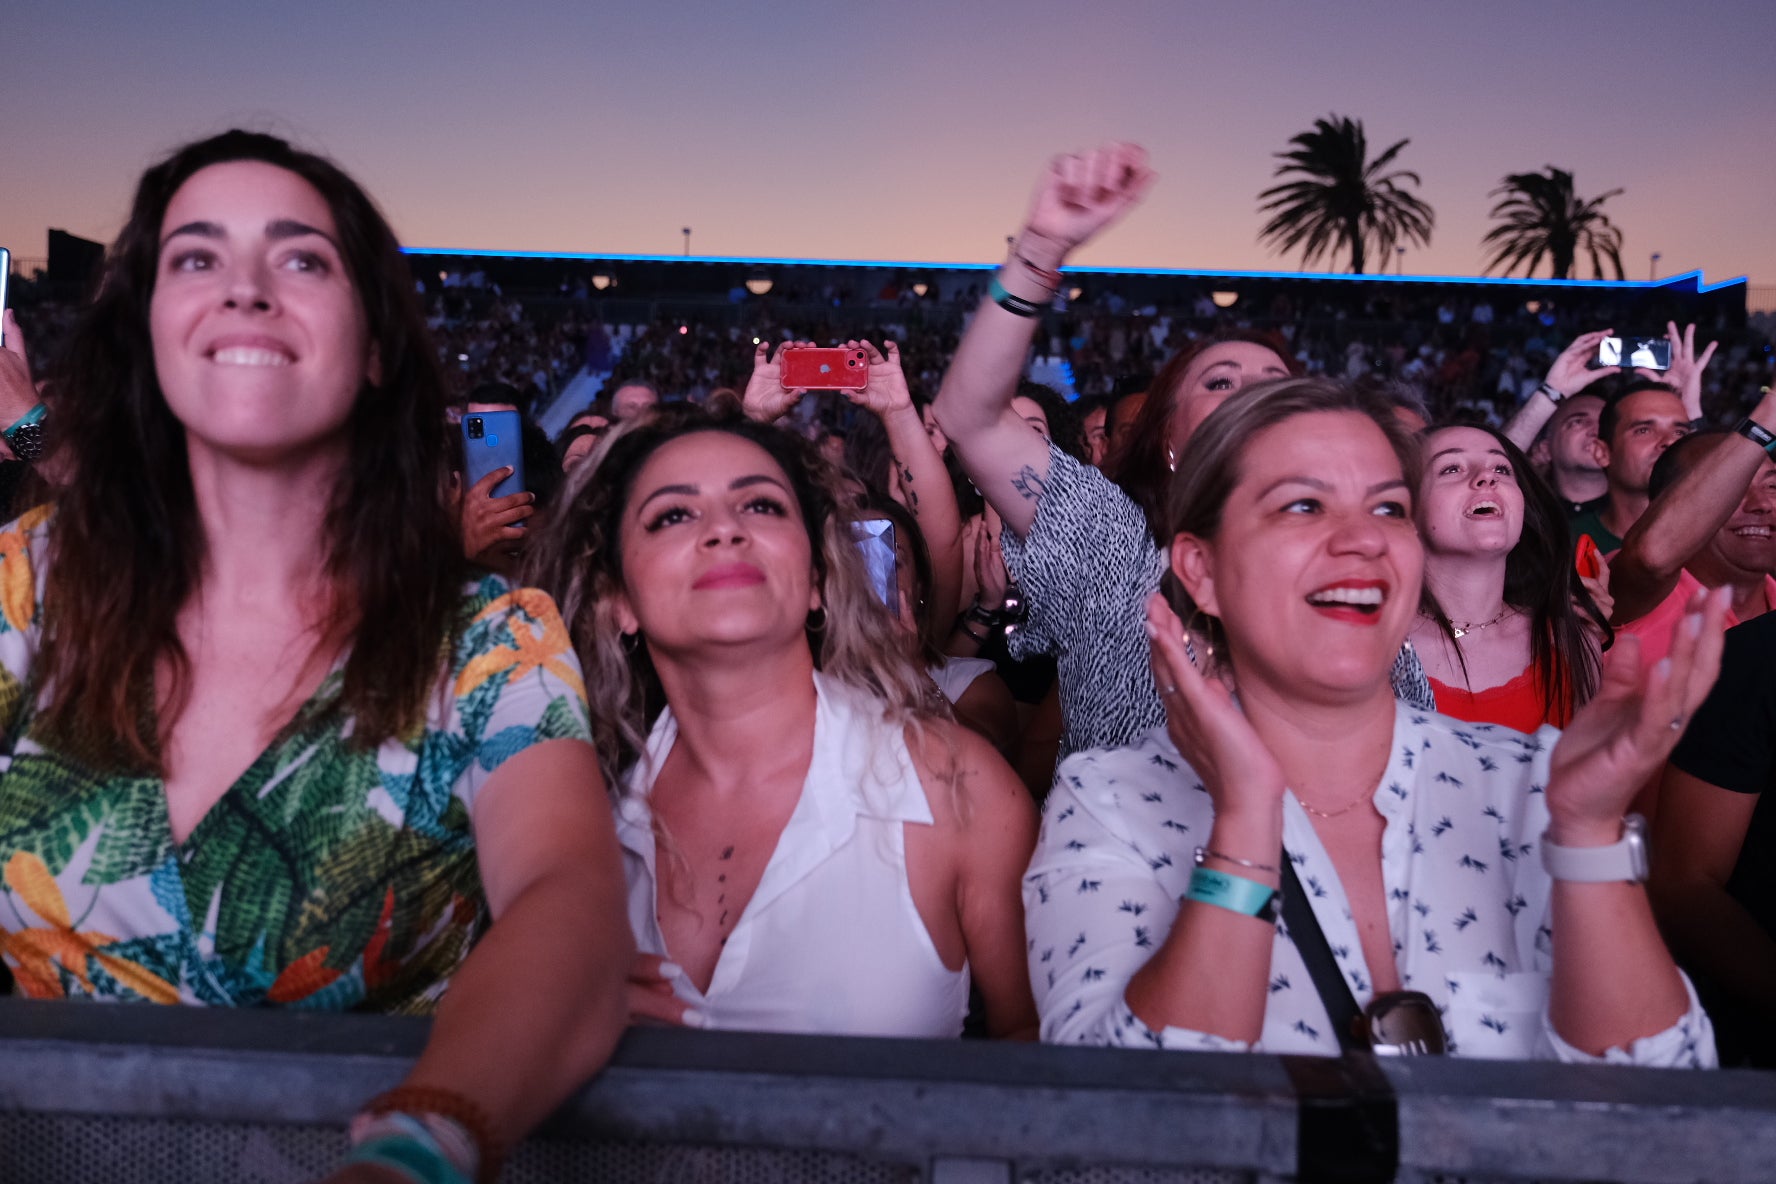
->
xmin=1540 ymin=814 xmax=1649 ymax=883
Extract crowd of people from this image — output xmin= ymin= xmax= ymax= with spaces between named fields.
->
xmin=0 ymin=131 xmax=1772 ymax=1183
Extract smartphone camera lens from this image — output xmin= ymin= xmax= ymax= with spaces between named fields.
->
xmin=466 ymin=417 xmax=484 ymax=440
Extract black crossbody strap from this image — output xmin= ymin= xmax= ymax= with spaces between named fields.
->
xmin=1280 ymin=855 xmax=1365 ymax=1053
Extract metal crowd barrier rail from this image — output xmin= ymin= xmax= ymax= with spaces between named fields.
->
xmin=0 ymin=998 xmax=1772 ymax=1184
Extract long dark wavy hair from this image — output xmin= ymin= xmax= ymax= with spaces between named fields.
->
xmin=1417 ymin=423 xmax=1608 ymax=718
xmin=39 ymin=129 xmax=464 ymax=771
xmin=1112 ymin=328 xmax=1300 ymax=539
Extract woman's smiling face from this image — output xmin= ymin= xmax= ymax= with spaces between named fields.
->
xmin=1171 ymin=409 xmax=1423 ymax=702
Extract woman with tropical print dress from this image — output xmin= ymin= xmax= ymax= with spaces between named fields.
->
xmin=0 ymin=131 xmax=631 ymax=1184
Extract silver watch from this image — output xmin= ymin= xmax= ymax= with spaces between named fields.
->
xmin=1539 ymin=814 xmax=1648 ymax=883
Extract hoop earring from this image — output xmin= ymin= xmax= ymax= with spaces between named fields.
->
xmin=806 ymin=606 xmax=828 ymax=634
xmin=620 ymin=630 xmax=642 ymax=655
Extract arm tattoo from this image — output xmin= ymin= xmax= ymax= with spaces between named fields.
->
xmin=1010 ymin=465 xmax=1048 ymax=501
xmin=897 ymin=461 xmax=919 ymax=509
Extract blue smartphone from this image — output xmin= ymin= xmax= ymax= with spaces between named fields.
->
xmin=461 ymin=410 xmax=527 ymax=501
xmin=852 ymin=518 xmax=898 ymax=617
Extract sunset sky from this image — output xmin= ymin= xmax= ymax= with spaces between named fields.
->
xmin=8 ymin=1 xmax=1773 ymax=304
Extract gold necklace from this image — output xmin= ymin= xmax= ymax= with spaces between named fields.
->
xmin=1432 ymin=606 xmax=1514 ymax=639
xmin=1296 ymin=788 xmax=1376 ymax=820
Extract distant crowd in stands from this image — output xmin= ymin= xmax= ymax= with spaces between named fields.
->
xmin=2 ymin=130 xmax=1775 ymax=1184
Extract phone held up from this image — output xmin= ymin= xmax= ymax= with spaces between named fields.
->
xmin=852 ymin=517 xmax=899 ymax=617
xmin=1598 ymin=335 xmax=1672 ymax=371
xmin=0 ymin=248 xmax=11 ymax=347
xmin=779 ymin=346 xmax=869 ymax=391
xmin=462 ymin=410 xmax=527 ymax=505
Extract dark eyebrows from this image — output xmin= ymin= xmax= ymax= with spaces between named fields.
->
xmin=635 ymin=473 xmax=792 ymax=513
xmin=1427 ymin=446 xmax=1509 ymax=465
xmin=265 ymin=219 xmax=337 ymax=247
xmin=1255 ymin=475 xmax=1407 ymax=499
xmin=160 ymin=220 xmax=223 ymax=248
xmin=158 ymin=218 xmax=338 ymax=251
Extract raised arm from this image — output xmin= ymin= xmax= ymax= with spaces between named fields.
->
xmin=843 ymin=339 xmax=965 ymax=635
xmin=1501 ymin=330 xmax=1614 ymax=451
xmin=1610 ymin=381 xmax=1769 ymax=627
xmin=933 ymin=143 xmax=1153 ymax=539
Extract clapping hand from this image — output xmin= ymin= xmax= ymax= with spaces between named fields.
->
xmin=742 ymin=339 xmax=815 ymax=424
xmin=1145 ymin=593 xmax=1285 ymax=818
xmin=1545 ymin=585 xmax=1729 ymax=845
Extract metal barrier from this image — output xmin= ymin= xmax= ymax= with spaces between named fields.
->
xmin=0 ymin=998 xmax=1772 ymax=1183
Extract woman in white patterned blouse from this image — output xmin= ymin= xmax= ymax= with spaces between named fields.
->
xmin=1025 ymin=376 xmax=1726 ymax=1064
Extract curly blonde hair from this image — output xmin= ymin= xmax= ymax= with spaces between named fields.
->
xmin=524 ymin=404 xmax=949 ymax=798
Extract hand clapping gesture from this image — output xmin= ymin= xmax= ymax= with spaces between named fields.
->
xmin=1545 ymin=585 xmax=1729 ymax=845
xmin=1144 ymin=593 xmax=1286 ymax=819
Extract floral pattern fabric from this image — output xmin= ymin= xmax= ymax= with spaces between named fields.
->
xmin=1025 ymin=702 xmax=1715 ymax=1067
xmin=0 ymin=510 xmax=591 ymax=1011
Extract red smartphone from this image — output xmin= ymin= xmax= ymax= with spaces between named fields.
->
xmin=1574 ymin=534 xmax=1602 ymax=580
xmin=779 ymin=346 xmax=869 ymax=391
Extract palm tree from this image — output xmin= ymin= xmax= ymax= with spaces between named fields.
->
xmin=1256 ymin=115 xmax=1434 ymax=275
xmin=1481 ymin=168 xmax=1624 ymax=280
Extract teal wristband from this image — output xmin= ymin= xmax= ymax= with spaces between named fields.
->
xmin=988 ymin=276 xmax=1050 ymax=317
xmin=1185 ymin=866 xmax=1280 ymax=923
xmin=345 ymin=1134 xmax=473 ymax=1184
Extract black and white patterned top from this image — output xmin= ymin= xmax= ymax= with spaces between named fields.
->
xmin=1024 ymin=702 xmax=1714 ymax=1066
xmin=1000 ymin=441 xmax=1436 ymax=759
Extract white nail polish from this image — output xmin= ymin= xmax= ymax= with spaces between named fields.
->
xmin=658 ymin=961 xmax=682 ymax=979
xmin=681 ymin=1008 xmax=709 ymax=1028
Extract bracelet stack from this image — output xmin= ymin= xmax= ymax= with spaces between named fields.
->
xmin=352 ymin=1085 xmax=505 ymax=1184
xmin=991 ymin=228 xmax=1067 ymax=318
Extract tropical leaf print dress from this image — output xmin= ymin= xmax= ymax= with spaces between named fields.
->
xmin=0 ymin=510 xmax=592 ymax=1010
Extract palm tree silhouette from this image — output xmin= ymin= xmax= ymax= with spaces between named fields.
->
xmin=1481 ymin=168 xmax=1624 ymax=280
xmin=1257 ymin=115 xmax=1433 ymax=275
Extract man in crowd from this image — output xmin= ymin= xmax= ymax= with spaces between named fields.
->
xmin=1570 ymin=380 xmax=1694 ymax=554
xmin=610 ymin=380 xmax=660 ymax=421
xmin=1529 ymin=392 xmax=1608 ymax=514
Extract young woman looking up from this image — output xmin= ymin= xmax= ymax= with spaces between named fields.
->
xmin=529 ymin=408 xmax=1038 ymax=1039
xmin=0 ymin=131 xmax=631 ymax=1184
xmin=1408 ymin=424 xmax=1608 ymax=732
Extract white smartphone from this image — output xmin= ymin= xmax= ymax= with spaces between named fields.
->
xmin=0 ymin=248 xmax=11 ymax=347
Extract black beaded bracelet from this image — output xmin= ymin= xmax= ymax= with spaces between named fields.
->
xmin=1735 ymin=416 xmax=1776 ymax=456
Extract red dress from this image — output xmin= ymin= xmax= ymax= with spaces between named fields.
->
xmin=1428 ymin=661 xmax=1571 ymax=733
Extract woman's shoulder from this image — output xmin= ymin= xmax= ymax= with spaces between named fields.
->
xmin=0 ymin=504 xmax=55 ymax=638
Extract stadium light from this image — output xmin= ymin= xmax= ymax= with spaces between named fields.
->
xmin=1067 ymin=286 xmax=1085 ymax=302
xmin=911 ymin=281 xmax=929 ymax=298
xmin=1524 ymin=300 xmax=1541 ymax=314
xmin=745 ymin=271 xmax=774 ymax=296
xmin=591 ymin=272 xmax=614 ymax=291
xmin=1211 ymin=290 xmax=1239 ymax=308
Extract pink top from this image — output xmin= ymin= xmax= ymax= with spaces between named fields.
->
xmin=1615 ymin=567 xmax=1776 ymax=670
